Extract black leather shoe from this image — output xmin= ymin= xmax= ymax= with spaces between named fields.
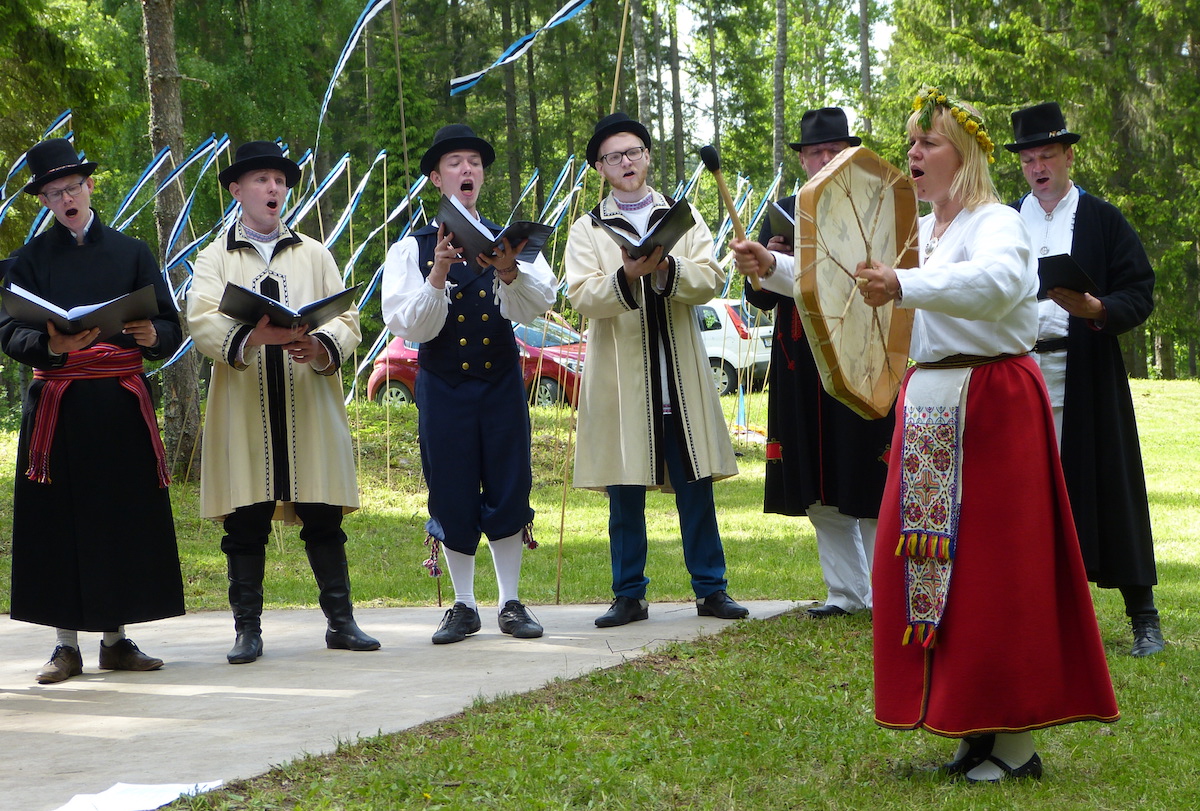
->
xmin=99 ymin=639 xmax=163 ymax=671
xmin=595 ymin=596 xmax=649 ymax=627
xmin=326 ymin=621 xmax=381 ymax=651
xmin=432 ymin=602 xmax=482 ymax=644
xmin=1131 ymin=614 xmax=1165 ymax=657
xmin=697 ymin=590 xmax=749 ymax=619
xmin=942 ymin=734 xmax=995 ymax=775
xmin=806 ymin=604 xmax=851 ymax=619
xmin=963 ymin=752 xmax=1043 ymax=783
xmin=227 ymin=630 xmax=263 ymax=664
xmin=37 ymin=645 xmax=83 ymax=684
xmin=498 ymin=600 xmax=544 ymax=638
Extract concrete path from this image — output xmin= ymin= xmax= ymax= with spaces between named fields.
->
xmin=0 ymin=601 xmax=798 ymax=811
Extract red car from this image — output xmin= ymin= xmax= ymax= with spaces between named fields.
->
xmin=367 ymin=314 xmax=585 ymax=407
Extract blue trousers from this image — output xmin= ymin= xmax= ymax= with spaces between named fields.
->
xmin=606 ymin=425 xmax=729 ymax=600
xmin=417 ymin=367 xmax=534 ymax=555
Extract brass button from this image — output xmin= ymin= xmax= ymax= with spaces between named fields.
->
xmin=425 ymin=260 xmax=433 ymax=268
xmin=457 ymin=315 xmax=465 ymax=323
xmin=459 ymin=338 xmax=467 ymax=346
xmin=481 ymin=313 xmax=489 ymax=321
xmin=478 ymin=289 xmax=487 ymax=298
xmin=482 ymin=338 xmax=490 ymax=346
xmin=455 ymin=292 xmax=463 ymax=300
xmin=485 ymin=362 xmax=492 ymax=369
xmin=461 ymin=362 xmax=470 ymax=370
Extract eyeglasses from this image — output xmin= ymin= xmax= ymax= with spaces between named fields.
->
xmin=599 ymin=146 xmax=649 ymax=166
xmin=40 ymin=181 xmax=86 ymax=203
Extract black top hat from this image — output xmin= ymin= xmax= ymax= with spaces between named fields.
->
xmin=23 ymin=138 xmax=98 ymax=195
xmin=586 ymin=112 xmax=652 ymax=165
xmin=419 ymin=124 xmax=496 ymax=177
xmin=219 ymin=141 xmax=302 ymax=189
xmin=1004 ymin=102 xmax=1081 ymax=152
xmin=788 ymin=108 xmax=862 ymax=151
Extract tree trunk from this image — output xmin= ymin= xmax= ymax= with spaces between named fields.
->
xmin=773 ymin=0 xmax=787 ymax=173
xmin=631 ymin=0 xmax=651 ymax=122
xmin=669 ymin=4 xmax=685 ymax=182
xmin=142 ymin=0 xmax=202 ymax=480
xmin=1154 ymin=333 xmax=1176 ymax=379
xmin=652 ymin=0 xmax=668 ymax=190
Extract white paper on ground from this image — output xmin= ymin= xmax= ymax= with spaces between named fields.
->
xmin=53 ymin=781 xmax=223 ymax=811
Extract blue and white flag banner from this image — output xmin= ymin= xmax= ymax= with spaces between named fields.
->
xmin=345 ymin=324 xmax=395 ymax=405
xmin=286 ymin=153 xmax=350 ymax=230
xmin=1 ymin=111 xmax=72 ymax=198
xmin=537 ymin=156 xmax=575 ymax=222
xmin=341 ymin=182 xmax=425 ymax=283
xmin=112 ymin=146 xmax=173 ymax=226
xmin=542 ymin=164 xmax=589 ymax=229
xmin=324 ymin=149 xmax=388 ymax=250
xmin=449 ymin=0 xmax=595 ymax=95
xmin=505 ymin=169 xmax=539 ymax=227
xmin=315 ymin=0 xmax=393 ymax=157
xmin=149 ymin=336 xmax=195 ymax=375
xmin=117 ymin=135 xmax=224 ymax=233
xmin=164 ymin=136 xmax=233 ymax=263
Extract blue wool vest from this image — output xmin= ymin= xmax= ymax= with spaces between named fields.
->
xmin=412 ymin=222 xmax=520 ymax=386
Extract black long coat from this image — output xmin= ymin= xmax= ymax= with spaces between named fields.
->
xmin=1023 ymin=189 xmax=1157 ymax=587
xmin=1 ymin=212 xmax=185 ymax=630
xmin=744 ymin=196 xmax=893 ymax=518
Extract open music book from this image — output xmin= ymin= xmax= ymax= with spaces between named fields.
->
xmin=1037 ymin=254 xmax=1099 ymax=300
xmin=436 ymin=194 xmax=553 ymax=272
xmin=218 ymin=282 xmax=362 ymax=330
xmin=1 ymin=283 xmax=159 ymax=340
xmin=589 ymin=197 xmax=696 ymax=259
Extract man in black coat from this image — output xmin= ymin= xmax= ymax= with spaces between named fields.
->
xmin=733 ymin=108 xmax=894 ymax=619
xmin=0 ymin=138 xmax=185 ymax=683
xmin=1007 ymin=102 xmax=1163 ymax=656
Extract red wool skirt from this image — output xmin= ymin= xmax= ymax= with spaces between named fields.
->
xmin=872 ymin=355 xmax=1119 ymax=736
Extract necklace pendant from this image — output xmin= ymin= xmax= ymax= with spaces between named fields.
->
xmin=924 ymin=236 xmax=939 ymax=256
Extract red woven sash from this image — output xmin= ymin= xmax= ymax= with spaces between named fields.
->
xmin=29 ymin=343 xmax=170 ymax=487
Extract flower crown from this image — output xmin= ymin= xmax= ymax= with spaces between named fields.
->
xmin=912 ymin=87 xmax=995 ymax=164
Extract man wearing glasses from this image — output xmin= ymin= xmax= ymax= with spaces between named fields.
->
xmin=0 ymin=138 xmax=185 ymax=683
xmin=565 ymin=112 xmax=749 ymax=628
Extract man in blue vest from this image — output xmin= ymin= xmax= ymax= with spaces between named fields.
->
xmin=382 ymin=124 xmax=557 ymax=644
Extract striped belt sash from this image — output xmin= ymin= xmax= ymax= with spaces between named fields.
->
xmin=29 ymin=343 xmax=170 ymax=487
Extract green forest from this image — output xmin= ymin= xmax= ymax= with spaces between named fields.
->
xmin=2 ymin=0 xmax=1198 ymax=439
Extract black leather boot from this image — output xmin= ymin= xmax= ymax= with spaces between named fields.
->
xmin=226 ymin=554 xmax=265 ymax=664
xmin=305 ymin=543 xmax=381 ymax=651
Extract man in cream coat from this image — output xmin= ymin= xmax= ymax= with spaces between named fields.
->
xmin=188 ymin=141 xmax=379 ymax=664
xmin=565 ymin=112 xmax=749 ymax=628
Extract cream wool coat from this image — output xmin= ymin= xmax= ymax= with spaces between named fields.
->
xmin=565 ymin=191 xmax=737 ymax=491
xmin=188 ymin=223 xmax=361 ymax=520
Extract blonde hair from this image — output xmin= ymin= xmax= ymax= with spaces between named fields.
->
xmin=906 ymin=101 xmax=999 ymax=211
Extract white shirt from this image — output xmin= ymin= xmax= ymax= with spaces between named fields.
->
xmin=1019 ymin=184 xmax=1079 ymax=407
xmin=895 ymin=204 xmax=1038 ymax=363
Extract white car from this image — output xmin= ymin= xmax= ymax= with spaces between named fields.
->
xmin=695 ymin=298 xmax=773 ymax=395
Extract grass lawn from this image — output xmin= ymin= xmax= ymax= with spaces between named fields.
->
xmin=1 ymin=379 xmax=1197 ymax=809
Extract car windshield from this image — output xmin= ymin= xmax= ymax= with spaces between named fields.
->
xmin=513 ymin=317 xmax=582 ymax=348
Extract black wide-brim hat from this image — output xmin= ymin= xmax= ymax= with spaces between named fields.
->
xmin=419 ymin=124 xmax=496 ymax=177
xmin=219 ymin=141 xmax=302 ymax=189
xmin=788 ymin=107 xmax=862 ymax=151
xmin=1004 ymin=102 xmax=1082 ymax=152
xmin=586 ymin=112 xmax=652 ymax=165
xmin=23 ymin=138 xmax=98 ymax=195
